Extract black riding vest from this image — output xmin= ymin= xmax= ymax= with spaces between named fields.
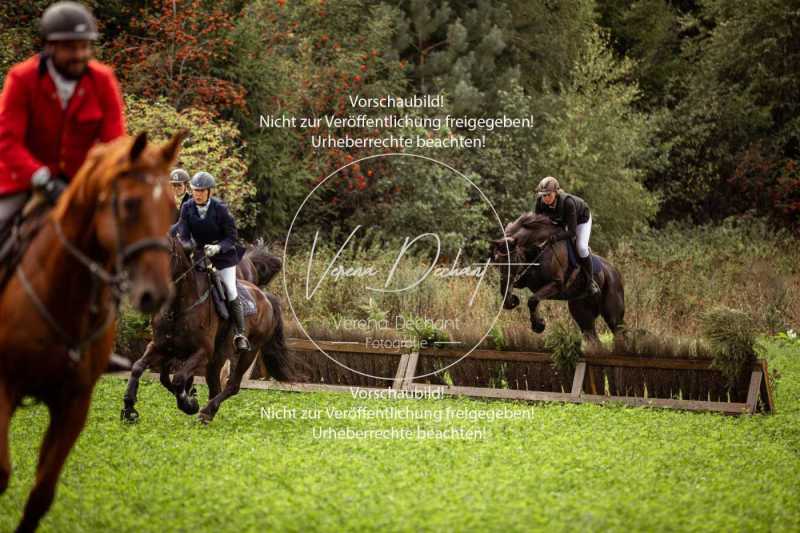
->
xmin=536 ymin=192 xmax=590 ymax=226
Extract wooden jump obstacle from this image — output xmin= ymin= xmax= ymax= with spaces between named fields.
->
xmin=237 ymin=339 xmax=774 ymax=415
xmin=119 ymin=338 xmax=774 ymax=415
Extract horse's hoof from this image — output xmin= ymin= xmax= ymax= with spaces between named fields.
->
xmin=121 ymin=407 xmax=140 ymax=424
xmin=532 ymin=320 xmax=546 ymax=334
xmin=177 ymin=395 xmax=200 ymax=415
xmin=503 ymin=294 xmax=520 ymax=310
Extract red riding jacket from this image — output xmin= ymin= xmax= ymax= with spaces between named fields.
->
xmin=0 ymin=54 xmax=126 ymax=197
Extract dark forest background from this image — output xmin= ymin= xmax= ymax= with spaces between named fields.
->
xmin=2 ymin=0 xmax=799 ymax=255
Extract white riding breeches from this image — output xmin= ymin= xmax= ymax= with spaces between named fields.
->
xmin=575 ymin=215 xmax=592 ymax=258
xmin=219 ymin=266 xmax=237 ymax=301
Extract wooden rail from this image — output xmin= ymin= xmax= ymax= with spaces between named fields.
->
xmin=114 ymin=339 xmax=775 ymax=415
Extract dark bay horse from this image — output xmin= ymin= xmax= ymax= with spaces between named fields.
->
xmin=490 ymin=212 xmax=625 ymax=347
xmin=121 ymin=236 xmax=300 ymax=424
xmin=238 ymin=239 xmax=282 ymax=287
xmin=0 ymin=132 xmax=185 ymax=532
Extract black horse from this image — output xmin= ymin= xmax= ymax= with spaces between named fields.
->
xmin=490 ymin=213 xmax=625 ymax=347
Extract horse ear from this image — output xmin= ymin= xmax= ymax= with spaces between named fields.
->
xmin=130 ymin=132 xmax=148 ymax=162
xmin=161 ymin=130 xmax=189 ymax=165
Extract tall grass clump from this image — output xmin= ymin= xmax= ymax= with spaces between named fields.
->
xmin=701 ymin=307 xmax=759 ymax=386
xmin=544 ymin=321 xmax=583 ymax=373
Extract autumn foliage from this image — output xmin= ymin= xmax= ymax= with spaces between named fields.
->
xmin=107 ymin=0 xmax=245 ymax=111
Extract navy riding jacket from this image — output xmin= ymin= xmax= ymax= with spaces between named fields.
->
xmin=173 ymin=197 xmax=243 ymax=269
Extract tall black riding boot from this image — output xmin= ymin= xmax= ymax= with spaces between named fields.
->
xmin=580 ymin=255 xmax=600 ymax=296
xmin=228 ymin=297 xmax=251 ymax=352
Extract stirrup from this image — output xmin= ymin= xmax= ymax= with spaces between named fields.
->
xmin=234 ymin=333 xmax=251 ymax=352
xmin=588 ymin=279 xmax=600 ymax=295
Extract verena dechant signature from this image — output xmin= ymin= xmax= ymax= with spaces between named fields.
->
xmin=304 ymin=226 xmax=491 ymax=305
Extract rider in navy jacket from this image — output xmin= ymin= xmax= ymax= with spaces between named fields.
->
xmin=174 ymin=196 xmax=240 ymax=269
xmin=173 ymin=172 xmax=249 ymax=351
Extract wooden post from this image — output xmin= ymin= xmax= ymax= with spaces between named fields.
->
xmin=392 ymin=353 xmax=410 ymax=390
xmin=571 ymin=362 xmax=587 ymax=399
xmin=401 ymin=352 xmax=419 ymax=391
xmin=745 ymin=368 xmax=764 ymax=414
xmin=760 ymin=359 xmax=775 ymax=414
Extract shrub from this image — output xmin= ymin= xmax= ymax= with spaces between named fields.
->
xmin=544 ymin=321 xmax=583 ymax=374
xmin=701 ymin=307 xmax=759 ymax=386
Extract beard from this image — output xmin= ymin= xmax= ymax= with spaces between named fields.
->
xmin=52 ymin=58 xmax=88 ymax=80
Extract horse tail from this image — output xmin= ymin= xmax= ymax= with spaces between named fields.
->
xmin=260 ymin=293 xmax=305 ymax=381
xmin=598 ymin=257 xmax=626 ymax=336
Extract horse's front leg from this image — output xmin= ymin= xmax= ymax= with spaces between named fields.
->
xmin=17 ymin=392 xmax=90 ymax=533
xmin=198 ymin=346 xmax=255 ymax=425
xmin=171 ymin=348 xmax=208 ymax=415
xmin=121 ymin=341 xmax=165 ymax=423
xmin=528 ymin=282 xmax=563 ymax=333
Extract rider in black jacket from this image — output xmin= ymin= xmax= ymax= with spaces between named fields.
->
xmin=534 ymin=176 xmax=600 ymax=295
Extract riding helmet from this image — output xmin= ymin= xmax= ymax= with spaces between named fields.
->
xmin=170 ymin=168 xmax=191 ymax=184
xmin=190 ymin=171 xmax=216 ymax=190
xmin=40 ymin=2 xmax=99 ymax=42
xmin=536 ymin=176 xmax=560 ymax=197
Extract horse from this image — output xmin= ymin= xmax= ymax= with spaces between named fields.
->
xmin=121 ymin=235 xmax=301 ymax=424
xmin=0 ymin=131 xmax=185 ymax=532
xmin=237 ymin=239 xmax=282 ymax=288
xmin=490 ymin=212 xmax=625 ymax=347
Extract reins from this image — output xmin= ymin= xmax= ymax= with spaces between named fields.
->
xmin=15 ymin=176 xmax=170 ymax=363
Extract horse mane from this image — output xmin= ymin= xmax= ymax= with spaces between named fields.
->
xmin=504 ymin=212 xmax=557 ymax=247
xmin=244 ymin=239 xmax=282 ymax=286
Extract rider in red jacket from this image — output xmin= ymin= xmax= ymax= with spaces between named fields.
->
xmin=0 ymin=2 xmax=125 ymax=233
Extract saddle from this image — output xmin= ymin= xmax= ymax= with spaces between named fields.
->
xmin=564 ymin=240 xmax=603 ymax=272
xmin=0 ymin=195 xmax=50 ymax=291
xmin=207 ymin=272 xmax=257 ymax=320
xmin=558 ymin=240 xmax=602 ymax=296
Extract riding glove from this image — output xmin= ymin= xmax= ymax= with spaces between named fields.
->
xmin=31 ymin=167 xmax=66 ymax=205
xmin=205 ymin=244 xmax=221 ymax=257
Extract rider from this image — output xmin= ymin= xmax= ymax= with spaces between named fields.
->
xmin=170 ymin=168 xmax=191 ymax=212
xmin=534 ymin=176 xmax=600 ymax=296
xmin=174 ymin=171 xmax=250 ymax=352
xmin=0 ymin=1 xmax=125 ymax=235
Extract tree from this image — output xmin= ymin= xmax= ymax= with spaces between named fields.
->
xmin=647 ymin=0 xmax=800 ymax=225
xmin=125 ymin=95 xmax=256 ymax=231
xmin=107 ymin=0 xmax=245 ymax=112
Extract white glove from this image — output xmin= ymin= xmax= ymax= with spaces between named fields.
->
xmin=31 ymin=166 xmax=52 ymax=188
xmin=204 ymin=244 xmax=221 ymax=257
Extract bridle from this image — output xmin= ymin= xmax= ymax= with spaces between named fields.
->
xmin=162 ymin=237 xmax=212 ymax=319
xmin=16 ymin=172 xmax=171 ymax=363
xmin=497 ymin=221 xmax=566 ymax=294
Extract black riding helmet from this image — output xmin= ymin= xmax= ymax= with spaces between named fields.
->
xmin=40 ymin=2 xmax=99 ymax=42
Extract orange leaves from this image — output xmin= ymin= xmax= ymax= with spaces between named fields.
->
xmin=108 ymin=0 xmax=245 ymax=112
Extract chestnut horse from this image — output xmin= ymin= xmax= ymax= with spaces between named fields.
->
xmin=490 ymin=212 xmax=625 ymax=347
xmin=0 ymin=132 xmax=185 ymax=532
xmin=121 ymin=236 xmax=302 ymax=424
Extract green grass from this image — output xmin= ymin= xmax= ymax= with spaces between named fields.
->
xmin=2 ymin=340 xmax=800 ymax=532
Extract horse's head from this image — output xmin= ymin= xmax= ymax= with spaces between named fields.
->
xmin=54 ymin=131 xmax=188 ymax=314
xmin=489 ymin=235 xmax=521 ymax=310
xmin=489 ymin=213 xmax=559 ymax=310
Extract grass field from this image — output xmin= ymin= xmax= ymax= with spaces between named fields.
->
xmin=2 ymin=340 xmax=799 ymax=532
